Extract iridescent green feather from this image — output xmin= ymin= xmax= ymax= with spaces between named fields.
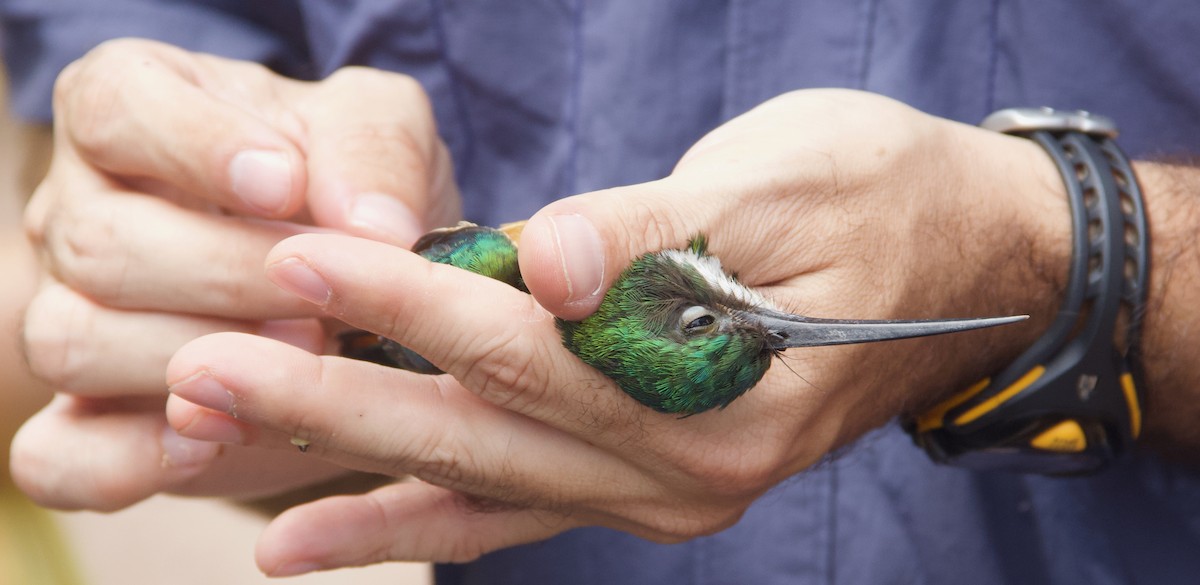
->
xmin=556 ymin=244 xmax=773 ymax=415
xmin=411 ymin=222 xmax=526 ymax=291
xmin=345 ymin=225 xmax=771 ymax=415
xmin=340 ymin=222 xmax=524 ymax=373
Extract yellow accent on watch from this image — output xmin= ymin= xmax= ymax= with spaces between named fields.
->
xmin=1029 ymin=419 xmax=1088 ymax=453
xmin=954 ymin=366 xmax=1046 ymax=426
xmin=1120 ymin=372 xmax=1142 ymax=438
xmin=916 ymin=378 xmax=991 ymax=432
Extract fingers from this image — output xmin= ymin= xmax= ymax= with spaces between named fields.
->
xmin=55 ymin=39 xmax=307 ymax=217
xmin=166 ymin=332 xmax=640 ymax=507
xmin=167 ymin=333 xmax=769 ymax=553
xmin=297 ymin=67 xmax=461 ymax=246
xmin=9 ymin=395 xmax=218 ymax=511
xmin=38 ymin=40 xmax=459 ymax=317
xmin=256 ymin=481 xmax=575 ymax=575
xmin=262 ymin=233 xmax=642 ymax=427
xmin=11 ymin=395 xmax=353 ymax=510
xmin=166 ymin=438 xmax=357 ymax=501
xmin=30 ymin=186 xmax=328 ymax=318
xmin=22 ymin=282 xmax=324 ymax=395
xmin=55 ymin=40 xmax=460 ymax=241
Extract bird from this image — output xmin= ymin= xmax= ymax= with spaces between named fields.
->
xmin=340 ymin=222 xmax=1025 ymax=415
xmin=338 ymin=221 xmax=526 ymax=374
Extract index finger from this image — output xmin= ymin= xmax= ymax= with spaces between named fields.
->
xmin=56 ymin=39 xmax=307 ymax=217
xmin=263 ymin=233 xmax=645 ymax=432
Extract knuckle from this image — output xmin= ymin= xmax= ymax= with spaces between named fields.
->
xmin=200 ymin=246 xmax=256 ymax=310
xmin=58 ymin=44 xmax=138 ymax=159
xmin=405 ymin=388 xmax=529 ymax=508
xmin=22 ymin=286 xmax=94 ymax=392
xmin=408 ymin=430 xmax=471 ymax=489
xmin=464 ymin=334 xmax=540 ymax=406
xmin=325 ymin=66 xmax=433 ymax=128
xmin=321 ymin=66 xmax=436 ymax=156
xmin=433 ymin=494 xmax=497 ymax=562
xmin=88 ymin=37 xmax=156 ymax=61
xmin=619 ymin=192 xmax=689 ymax=259
xmin=334 ymin=119 xmax=431 ymax=178
xmin=323 ymin=65 xmax=379 ymax=87
xmin=51 ymin=59 xmax=85 ymax=115
xmin=452 ymin=322 xmax=549 ymax=415
xmin=327 ymin=66 xmax=425 ymax=99
xmin=354 ymin=377 xmax=474 ymax=487
xmin=42 ymin=203 xmax=129 ymax=304
xmin=23 ymin=182 xmax=55 ymax=247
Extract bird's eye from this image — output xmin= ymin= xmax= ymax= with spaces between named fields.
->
xmin=681 ymin=305 xmax=716 ymax=334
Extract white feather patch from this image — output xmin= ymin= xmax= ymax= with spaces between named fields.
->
xmin=659 ymin=249 xmax=777 ymax=310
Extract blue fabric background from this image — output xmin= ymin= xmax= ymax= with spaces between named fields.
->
xmin=5 ymin=1 xmax=1200 ymax=583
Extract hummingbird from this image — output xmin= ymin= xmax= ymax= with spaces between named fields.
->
xmin=340 ymin=222 xmax=1025 ymax=415
xmin=339 ymin=221 xmax=526 ymax=374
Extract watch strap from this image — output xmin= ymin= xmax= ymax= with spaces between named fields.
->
xmin=906 ymin=109 xmax=1149 ymax=475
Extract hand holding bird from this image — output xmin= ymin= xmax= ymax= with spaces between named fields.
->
xmin=166 ymin=89 xmax=1073 ymax=570
xmin=342 ymin=222 xmax=1023 ymax=414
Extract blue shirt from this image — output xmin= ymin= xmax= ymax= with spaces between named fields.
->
xmin=6 ymin=2 xmax=1200 ymax=583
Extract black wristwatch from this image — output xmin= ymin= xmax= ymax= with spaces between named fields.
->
xmin=905 ymin=108 xmax=1150 ymax=476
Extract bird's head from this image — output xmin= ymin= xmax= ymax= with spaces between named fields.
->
xmin=557 ymin=236 xmax=793 ymax=415
xmin=557 ymin=235 xmax=1025 ymax=415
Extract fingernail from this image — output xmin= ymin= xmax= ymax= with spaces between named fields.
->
xmin=230 ymin=149 xmax=295 ymax=215
xmin=271 ymin=561 xmax=323 ymax=577
xmin=168 ymin=371 xmax=235 ymax=413
xmin=349 ymin=192 xmax=424 ymax=246
xmin=160 ymin=426 xmax=220 ymax=468
xmin=266 ymin=258 xmax=331 ymax=306
xmin=548 ymin=214 xmax=605 ymax=305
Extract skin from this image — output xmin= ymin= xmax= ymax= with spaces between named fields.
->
xmin=12 ymin=38 xmax=461 ymax=511
xmin=0 ymin=108 xmax=52 ymax=477
xmin=14 ymin=38 xmax=1200 ymax=576
xmin=0 ymin=77 xmax=54 ymax=475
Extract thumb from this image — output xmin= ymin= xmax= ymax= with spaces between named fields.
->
xmin=519 ymin=179 xmax=709 ymax=320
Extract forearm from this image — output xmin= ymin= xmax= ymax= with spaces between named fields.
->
xmin=1130 ymin=162 xmax=1200 ymax=460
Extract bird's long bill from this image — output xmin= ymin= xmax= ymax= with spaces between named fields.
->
xmin=739 ymin=309 xmax=1029 ymax=350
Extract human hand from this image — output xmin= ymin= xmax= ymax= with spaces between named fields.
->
xmin=12 ymin=38 xmax=460 ymax=511
xmin=164 ymin=89 xmax=1071 ymax=573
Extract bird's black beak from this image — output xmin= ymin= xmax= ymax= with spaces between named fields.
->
xmin=736 ymin=308 xmax=1028 ymax=350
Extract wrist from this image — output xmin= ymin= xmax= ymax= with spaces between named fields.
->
xmin=895 ymin=126 xmax=1073 ymax=418
xmin=904 ymin=112 xmax=1163 ymax=473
